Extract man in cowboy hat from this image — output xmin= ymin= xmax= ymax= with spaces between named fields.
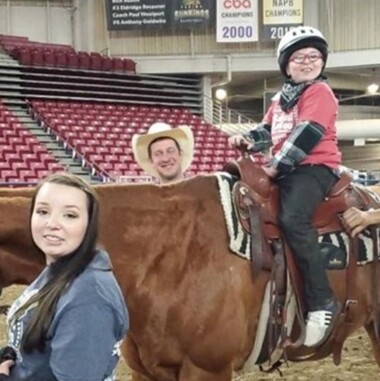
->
xmin=132 ymin=122 xmax=194 ymax=184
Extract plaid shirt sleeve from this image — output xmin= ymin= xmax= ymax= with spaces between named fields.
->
xmin=270 ymin=121 xmax=325 ymax=174
xmin=243 ymin=123 xmax=272 ymax=153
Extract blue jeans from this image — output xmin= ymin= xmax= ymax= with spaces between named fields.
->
xmin=277 ymin=165 xmax=339 ymax=311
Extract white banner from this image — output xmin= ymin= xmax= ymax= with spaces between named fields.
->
xmin=217 ymin=0 xmax=258 ymax=43
xmin=262 ymin=0 xmax=303 ymax=40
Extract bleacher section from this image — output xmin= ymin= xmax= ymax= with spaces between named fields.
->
xmin=0 ymin=34 xmax=136 ymax=73
xmin=0 ymin=34 xmax=203 ymax=114
xmin=0 ymin=64 xmax=202 ymax=114
xmin=0 ymin=102 xmax=64 ymax=183
xmin=0 ymin=35 xmax=237 ymax=184
xmin=29 ymin=100 xmax=236 ymax=181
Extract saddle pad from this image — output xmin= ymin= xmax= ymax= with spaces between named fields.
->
xmin=216 ymin=172 xmax=380 ymax=266
xmin=319 ymin=228 xmax=380 ymax=265
xmin=216 ymin=172 xmax=251 ymax=260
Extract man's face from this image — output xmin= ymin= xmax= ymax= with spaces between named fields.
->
xmin=149 ymin=138 xmax=183 ymax=184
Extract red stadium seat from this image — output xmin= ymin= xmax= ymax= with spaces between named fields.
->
xmin=104 ymin=154 xmax=119 ymax=164
xmin=128 ymin=163 xmax=141 ymax=172
xmin=19 ymin=169 xmax=38 ymax=182
xmin=124 ymin=59 xmax=136 ymax=72
xmin=15 ymin=144 xmax=33 ymax=155
xmin=99 ymin=162 xmax=114 ymax=172
xmin=114 ymin=163 xmax=130 ymax=172
xmin=32 ymin=146 xmax=49 ymax=160
xmin=47 ymin=162 xmax=64 ymax=171
xmin=31 ymin=49 xmax=44 ymax=66
xmin=55 ymin=51 xmax=68 ymax=67
xmin=3 ymin=153 xmax=21 ymax=166
xmin=0 ymin=162 xmax=12 ymax=171
xmin=29 ymin=161 xmax=49 ymax=172
xmin=1 ymin=169 xmax=19 ymax=181
xmin=43 ymin=50 xmax=56 ymax=66
xmin=200 ymin=157 xmax=212 ymax=163
xmin=36 ymin=170 xmax=51 ymax=179
xmin=87 ymin=152 xmax=104 ymax=161
xmin=96 ymin=146 xmax=111 ymax=156
xmin=92 ymin=132 xmax=106 ymax=140
xmin=112 ymin=57 xmax=124 ymax=72
xmin=78 ymin=52 xmax=90 ymax=70
xmin=72 ymin=138 xmax=87 ymax=149
xmin=7 ymin=137 xmax=24 ymax=148
xmin=39 ymin=153 xmax=59 ymax=165
xmin=213 ymin=156 xmax=225 ymax=163
xmin=199 ymin=164 xmax=211 ymax=171
xmin=67 ymin=53 xmax=79 ymax=68
xmin=18 ymin=48 xmax=32 ymax=65
xmin=101 ymin=56 xmax=113 ymax=71
xmin=110 ymin=146 xmax=125 ymax=156
xmin=79 ymin=146 xmax=97 ymax=157
xmin=102 ymin=140 xmax=114 ymax=147
xmin=90 ymin=53 xmax=102 ymax=71
xmin=85 ymin=139 xmax=101 ymax=148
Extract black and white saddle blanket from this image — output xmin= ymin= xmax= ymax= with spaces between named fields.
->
xmin=215 ymin=172 xmax=380 ymax=265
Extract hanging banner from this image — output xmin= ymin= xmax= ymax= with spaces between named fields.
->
xmin=174 ymin=0 xmax=215 ymax=27
xmin=105 ymin=0 xmax=215 ymax=31
xmin=216 ymin=0 xmax=258 ymax=43
xmin=262 ymin=0 xmax=303 ymax=41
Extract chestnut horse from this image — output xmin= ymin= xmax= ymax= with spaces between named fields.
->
xmin=0 ymin=176 xmax=380 ymax=381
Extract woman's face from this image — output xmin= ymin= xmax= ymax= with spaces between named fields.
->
xmin=31 ymin=182 xmax=89 ymax=265
xmin=286 ymin=47 xmax=324 ymax=83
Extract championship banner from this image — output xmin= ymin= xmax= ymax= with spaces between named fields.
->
xmin=262 ymin=0 xmax=303 ymax=41
xmin=105 ymin=0 xmax=215 ymax=31
xmin=216 ymin=0 xmax=258 ymax=43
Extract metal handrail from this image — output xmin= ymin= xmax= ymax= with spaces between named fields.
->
xmin=203 ymin=94 xmax=257 ymax=125
xmin=202 ymin=94 xmax=257 ymax=136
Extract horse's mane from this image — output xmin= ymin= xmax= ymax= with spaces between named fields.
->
xmin=0 ymin=187 xmax=35 ymax=199
xmin=94 ymin=174 xmax=219 ymax=206
xmin=0 ymin=173 xmax=218 ymax=197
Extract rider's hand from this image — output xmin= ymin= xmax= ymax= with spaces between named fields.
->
xmin=342 ymin=207 xmax=370 ymax=237
xmin=228 ymin=135 xmax=254 ymax=151
xmin=262 ymin=165 xmax=278 ymax=179
xmin=0 ymin=359 xmax=15 ymax=376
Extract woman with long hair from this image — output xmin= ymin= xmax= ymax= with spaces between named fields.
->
xmin=0 ymin=173 xmax=128 ymax=380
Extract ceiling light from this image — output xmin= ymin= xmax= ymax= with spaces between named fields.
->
xmin=215 ymin=88 xmax=227 ymax=101
xmin=367 ymin=83 xmax=379 ymax=94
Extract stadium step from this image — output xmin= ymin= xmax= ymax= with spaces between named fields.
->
xmin=5 ymin=102 xmax=95 ymax=181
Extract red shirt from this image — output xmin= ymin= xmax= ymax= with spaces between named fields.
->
xmin=264 ymin=82 xmax=342 ymax=169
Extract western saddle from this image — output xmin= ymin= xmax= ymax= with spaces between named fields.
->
xmin=224 ymin=157 xmax=380 ymax=368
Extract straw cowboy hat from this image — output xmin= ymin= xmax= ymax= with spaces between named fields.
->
xmin=131 ymin=122 xmax=194 ymax=177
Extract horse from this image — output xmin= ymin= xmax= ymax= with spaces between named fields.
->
xmin=0 ymin=175 xmax=380 ymax=381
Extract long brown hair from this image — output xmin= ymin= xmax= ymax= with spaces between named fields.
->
xmin=14 ymin=173 xmax=99 ymax=353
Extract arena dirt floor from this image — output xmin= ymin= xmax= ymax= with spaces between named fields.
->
xmin=0 ymin=286 xmax=379 ymax=380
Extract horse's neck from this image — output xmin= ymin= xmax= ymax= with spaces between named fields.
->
xmin=95 ymin=177 xmax=223 ymax=297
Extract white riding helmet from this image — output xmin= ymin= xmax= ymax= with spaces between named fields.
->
xmin=277 ymin=26 xmax=328 ymax=78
